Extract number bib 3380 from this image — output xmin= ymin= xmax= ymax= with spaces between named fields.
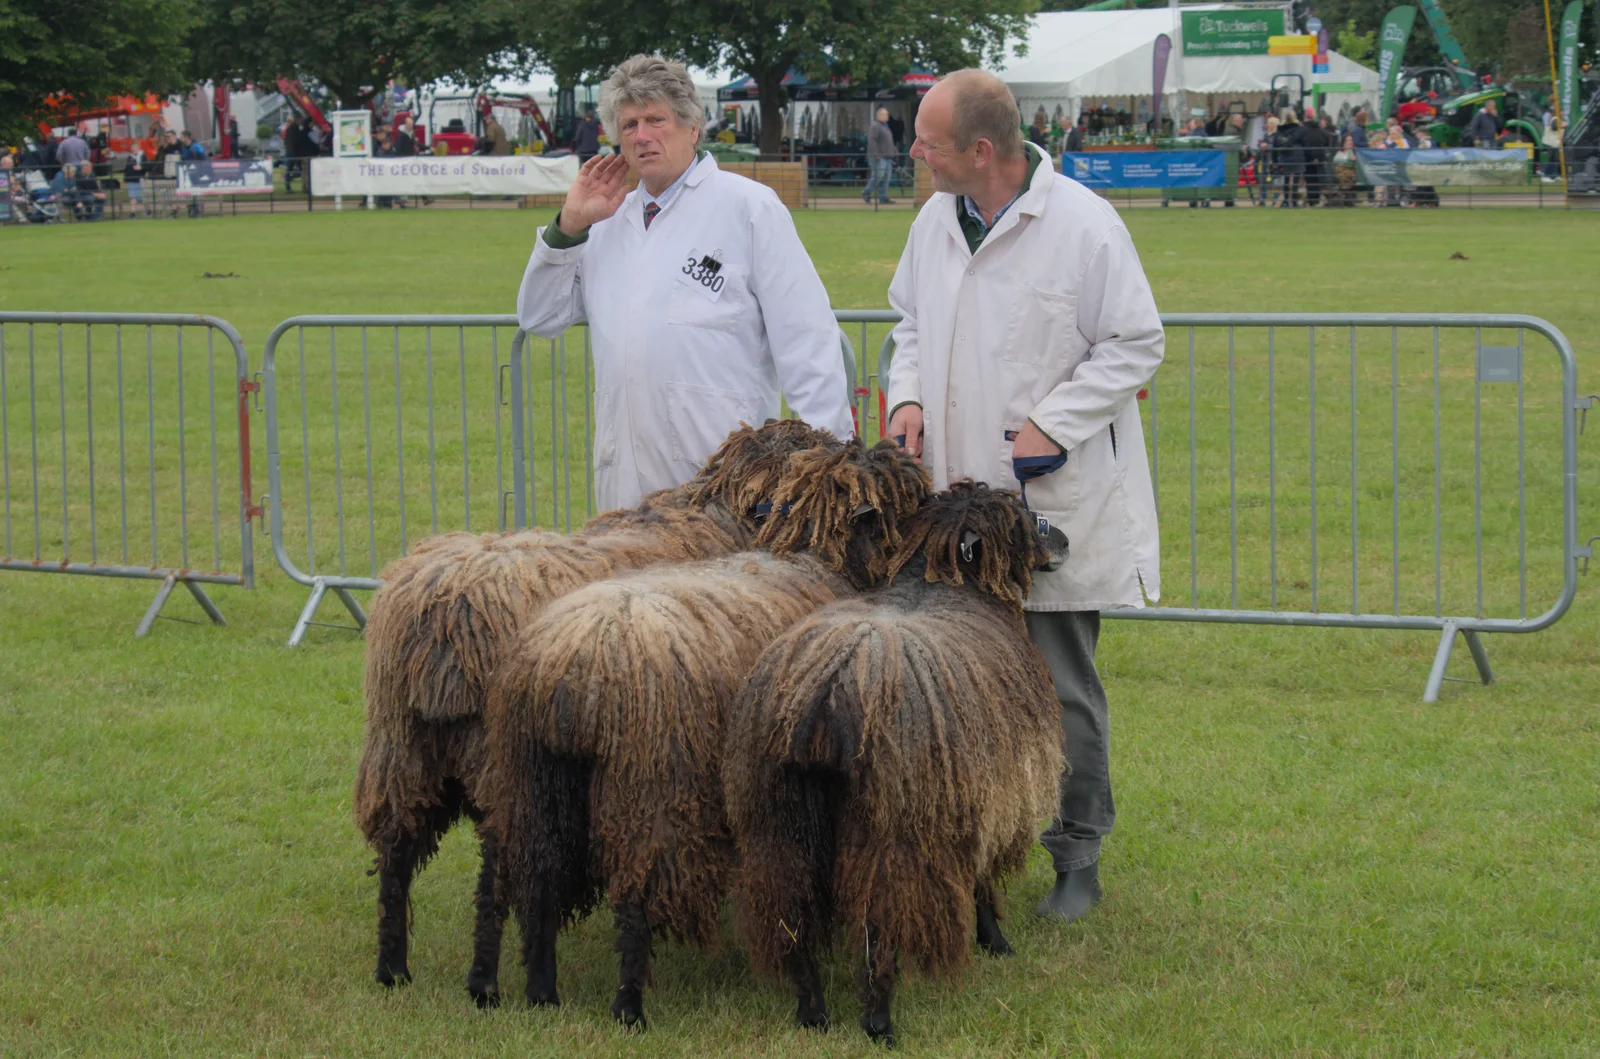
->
xmin=677 ymin=248 xmax=728 ymax=302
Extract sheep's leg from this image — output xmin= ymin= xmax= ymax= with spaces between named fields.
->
xmin=465 ymin=824 xmax=505 ymax=1008
xmin=516 ymin=877 xmax=563 ymax=1008
xmin=374 ymin=781 xmax=463 ymax=989
xmin=784 ymin=943 xmax=830 ymax=1030
xmin=975 ymin=887 xmax=1014 ymax=957
xmin=374 ymin=832 xmax=420 ymax=987
xmin=610 ymin=899 xmax=652 ymax=1031
xmin=858 ymin=925 xmax=897 ymax=1046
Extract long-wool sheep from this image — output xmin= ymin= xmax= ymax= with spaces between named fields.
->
xmin=723 ymin=481 xmax=1065 ymax=1045
xmin=481 ymin=439 xmax=932 ymax=1027
xmin=352 ymin=418 xmax=840 ymax=1003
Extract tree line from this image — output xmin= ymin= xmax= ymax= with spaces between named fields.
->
xmin=1 ymin=0 xmax=1032 ymax=152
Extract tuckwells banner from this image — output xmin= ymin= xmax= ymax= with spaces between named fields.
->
xmin=1356 ymin=147 xmax=1528 ymax=185
xmin=310 ymin=155 xmax=578 ymax=196
xmin=1064 ymin=150 xmax=1226 ymax=188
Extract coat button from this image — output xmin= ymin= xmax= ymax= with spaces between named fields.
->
xmin=947 ymin=465 xmax=955 ymax=474
xmin=967 ymin=269 xmax=975 ymax=276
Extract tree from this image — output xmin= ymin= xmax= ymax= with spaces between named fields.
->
xmin=188 ymin=0 xmax=534 ymax=110
xmin=0 ymin=0 xmax=195 ymax=143
xmin=1334 ymin=18 xmax=1376 ymax=65
xmin=531 ymin=0 xmax=1034 ymax=156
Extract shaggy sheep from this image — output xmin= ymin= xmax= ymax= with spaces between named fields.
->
xmin=352 ymin=419 xmax=839 ymax=1004
xmin=724 ymin=481 xmax=1066 ymax=1045
xmin=481 ymin=439 xmax=931 ymax=1028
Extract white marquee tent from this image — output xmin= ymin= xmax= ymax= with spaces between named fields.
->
xmin=996 ymin=7 xmax=1380 ymax=125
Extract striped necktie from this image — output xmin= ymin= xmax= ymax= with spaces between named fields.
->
xmin=643 ymin=201 xmax=660 ymax=229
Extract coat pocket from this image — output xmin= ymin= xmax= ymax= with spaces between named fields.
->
xmin=668 ymin=264 xmax=748 ymax=335
xmin=665 ymin=382 xmax=758 ymax=464
xmin=1001 ymin=286 xmax=1078 ymax=366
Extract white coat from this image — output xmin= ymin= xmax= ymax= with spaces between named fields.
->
xmin=517 ymin=153 xmax=855 ymax=513
xmin=885 ymin=143 xmax=1163 ymax=611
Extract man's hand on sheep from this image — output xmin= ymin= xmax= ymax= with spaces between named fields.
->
xmin=558 ymin=154 xmax=631 ymax=236
xmin=888 ymin=403 xmax=923 ymax=460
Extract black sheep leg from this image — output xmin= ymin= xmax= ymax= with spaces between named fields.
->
xmin=611 ymin=899 xmax=652 ymax=1030
xmin=975 ymin=888 xmax=1013 ymax=957
xmin=465 ymin=824 xmax=506 ymax=1007
xmin=374 ymin=834 xmax=419 ymax=987
xmin=784 ymin=943 xmax=830 ymax=1030
xmin=515 ymin=877 xmax=562 ymax=1007
xmin=858 ymin=926 xmax=897 ymax=1046
xmin=374 ymin=780 xmax=465 ymax=988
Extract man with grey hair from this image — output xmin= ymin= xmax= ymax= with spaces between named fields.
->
xmin=517 ymin=55 xmax=854 ymax=512
xmin=885 ymin=68 xmax=1164 ymax=925
xmin=863 ymin=106 xmax=896 ymax=204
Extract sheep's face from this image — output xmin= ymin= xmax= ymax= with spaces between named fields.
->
xmin=687 ymin=420 xmax=845 ymax=530
xmin=890 ymin=481 xmax=1068 ymax=601
xmin=757 ymin=439 xmax=932 ymax=589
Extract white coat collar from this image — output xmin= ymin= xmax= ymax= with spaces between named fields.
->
xmin=935 ymin=141 xmax=1055 ymax=257
xmin=623 ymin=151 xmax=719 ymax=234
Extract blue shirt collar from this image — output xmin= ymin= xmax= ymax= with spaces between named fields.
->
xmin=642 ymin=156 xmax=697 ymax=213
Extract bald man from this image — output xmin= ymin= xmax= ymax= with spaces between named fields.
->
xmin=884 ymin=69 xmax=1164 ymax=923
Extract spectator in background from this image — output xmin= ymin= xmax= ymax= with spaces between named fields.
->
xmin=57 ymin=130 xmax=90 ymax=174
xmin=481 ymin=114 xmax=510 ymax=155
xmin=228 ymin=116 xmax=241 ymax=158
xmin=1344 ymin=107 xmax=1370 ymax=147
xmin=1028 ymin=116 xmax=1049 ymax=151
xmin=1065 ymin=114 xmax=1084 ymax=153
xmin=573 ymin=107 xmax=602 ymax=163
xmin=394 ymin=114 xmax=417 ymax=156
xmin=1329 ymin=133 xmax=1358 ymax=206
xmin=123 ymin=151 xmax=146 ymax=217
xmin=1466 ymin=99 xmax=1498 ymax=148
xmin=862 ymin=106 xmax=896 ymax=205
xmin=282 ymin=119 xmax=305 ymax=191
xmin=179 ymin=131 xmax=207 ymax=160
xmin=1299 ymin=110 xmax=1331 ymax=206
xmin=1272 ymin=110 xmax=1305 ymax=207
xmin=372 ymin=127 xmax=397 ymax=209
xmin=70 ymin=162 xmax=105 ymax=220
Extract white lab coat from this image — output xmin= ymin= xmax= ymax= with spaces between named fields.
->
xmin=517 ymin=154 xmax=855 ymax=512
xmin=885 ymin=143 xmax=1163 ymax=610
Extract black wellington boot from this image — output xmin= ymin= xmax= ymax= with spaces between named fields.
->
xmin=1032 ymin=861 xmax=1101 ymax=923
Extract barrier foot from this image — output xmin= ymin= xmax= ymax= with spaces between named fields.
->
xmin=333 ymin=586 xmax=368 ymax=630
xmin=287 ymin=579 xmax=327 ymax=647
xmin=135 ymin=575 xmax=179 ymax=638
xmin=287 ymin=578 xmax=366 ymax=647
xmin=1462 ymin=630 xmax=1495 ymax=686
xmin=1423 ymin=622 xmax=1496 ymax=703
xmin=185 ymin=581 xmax=228 ymax=627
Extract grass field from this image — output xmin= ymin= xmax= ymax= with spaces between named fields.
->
xmin=2 ymin=208 xmax=1599 ymax=1057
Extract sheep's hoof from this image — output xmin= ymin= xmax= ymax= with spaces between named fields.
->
xmin=375 ymin=964 xmax=412 ymax=988
xmin=975 ymin=904 xmax=1014 ymax=957
xmin=796 ymin=1001 xmax=830 ymax=1032
xmin=611 ymin=988 xmax=647 ymax=1031
xmin=524 ymin=985 xmax=563 ymax=1011
xmin=861 ymin=1012 xmax=896 ymax=1048
xmin=467 ymin=981 xmax=500 ymax=1009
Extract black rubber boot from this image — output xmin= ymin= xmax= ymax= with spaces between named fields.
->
xmin=1032 ymin=861 xmax=1101 ymax=923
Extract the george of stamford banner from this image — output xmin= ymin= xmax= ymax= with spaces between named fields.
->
xmin=310 ymin=155 xmax=579 ymax=196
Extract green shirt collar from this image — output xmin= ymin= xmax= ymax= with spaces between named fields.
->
xmin=956 ymin=145 xmax=1044 ymax=255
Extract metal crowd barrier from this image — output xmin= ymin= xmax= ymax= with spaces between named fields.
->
xmin=0 ymin=312 xmax=258 ymax=634
xmin=873 ymin=311 xmax=1591 ymax=701
xmin=261 ymin=315 xmax=526 ymax=645
xmin=260 ymin=314 xmax=864 ymax=645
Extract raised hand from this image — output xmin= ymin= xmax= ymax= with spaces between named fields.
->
xmin=558 ymin=154 xmax=630 ymax=236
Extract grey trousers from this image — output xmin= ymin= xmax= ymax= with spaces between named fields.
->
xmin=1024 ymin=610 xmax=1113 ymax=872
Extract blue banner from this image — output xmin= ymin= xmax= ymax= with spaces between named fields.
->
xmin=1355 ymin=147 xmax=1528 ymax=185
xmin=1063 ymin=150 xmax=1226 ymax=188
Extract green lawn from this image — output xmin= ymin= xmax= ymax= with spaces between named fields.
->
xmin=2 ymin=208 xmax=1599 ymax=1057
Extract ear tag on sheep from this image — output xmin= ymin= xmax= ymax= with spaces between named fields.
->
xmin=851 ymin=502 xmax=877 ymax=520
xmin=959 ymin=529 xmax=981 ymax=563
